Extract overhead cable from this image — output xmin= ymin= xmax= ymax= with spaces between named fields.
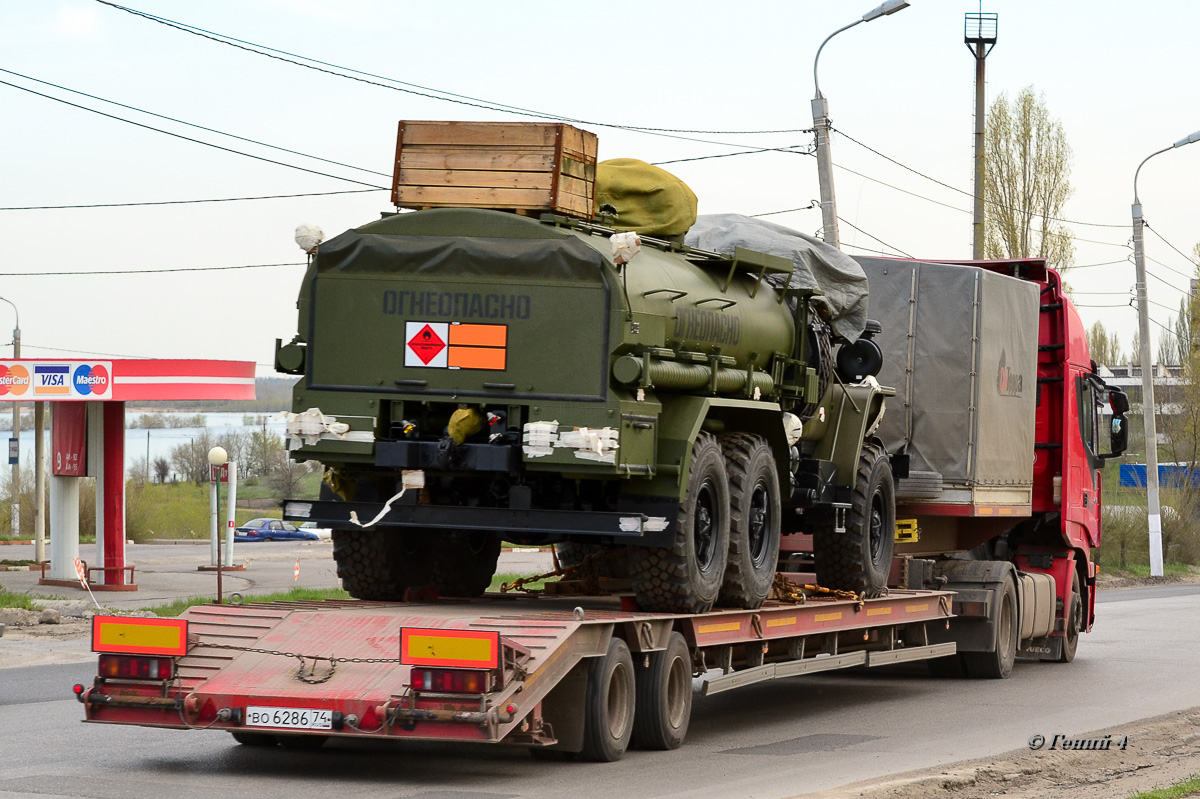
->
xmin=0 ymin=188 xmax=383 ymax=211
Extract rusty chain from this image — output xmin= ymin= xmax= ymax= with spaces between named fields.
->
xmin=770 ymin=574 xmax=866 ymax=610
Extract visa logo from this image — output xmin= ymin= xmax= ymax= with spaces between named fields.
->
xmin=34 ymin=365 xmax=70 ymax=395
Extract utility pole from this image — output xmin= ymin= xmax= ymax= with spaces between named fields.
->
xmin=965 ymin=11 xmax=997 ymax=259
xmin=1132 ymin=129 xmax=1200 ymax=576
xmin=0 ymin=297 xmax=19 ymax=541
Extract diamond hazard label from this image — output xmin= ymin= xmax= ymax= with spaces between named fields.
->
xmin=405 ymin=322 xmax=449 ymax=368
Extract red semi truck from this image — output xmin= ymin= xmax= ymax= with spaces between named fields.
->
xmin=74 ymin=247 xmax=1125 ymax=760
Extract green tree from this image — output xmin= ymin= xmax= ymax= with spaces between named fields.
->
xmin=984 ymin=86 xmax=1075 ymax=272
xmin=1087 ymin=321 xmax=1123 ymax=367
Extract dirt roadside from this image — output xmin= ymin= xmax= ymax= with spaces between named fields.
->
xmin=806 ymin=709 xmax=1200 ymax=799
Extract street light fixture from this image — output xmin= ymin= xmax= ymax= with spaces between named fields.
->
xmin=811 ymin=0 xmax=911 ymax=248
xmin=1132 ymin=129 xmax=1200 ymax=577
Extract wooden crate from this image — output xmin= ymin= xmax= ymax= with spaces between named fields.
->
xmin=391 ymin=121 xmax=598 ymax=219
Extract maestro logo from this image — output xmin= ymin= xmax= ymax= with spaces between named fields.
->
xmin=72 ymin=364 xmax=110 ymax=396
xmin=0 ymin=365 xmax=30 ymax=396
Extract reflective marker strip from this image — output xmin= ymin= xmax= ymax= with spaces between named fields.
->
xmin=92 ymin=616 xmax=187 ymax=656
xmin=766 ymin=616 xmax=798 ymax=628
xmin=697 ymin=622 xmax=742 ymax=634
xmin=906 ymin=603 xmax=930 ymax=612
xmin=866 ymin=607 xmax=893 ymax=617
xmin=815 ymin=612 xmax=843 ymax=622
xmin=401 ymin=628 xmax=499 ymax=669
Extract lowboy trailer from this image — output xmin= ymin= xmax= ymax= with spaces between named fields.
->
xmin=77 ymin=588 xmax=953 ymax=761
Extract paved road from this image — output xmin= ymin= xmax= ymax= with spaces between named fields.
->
xmin=1 ymin=583 xmax=1197 ymax=799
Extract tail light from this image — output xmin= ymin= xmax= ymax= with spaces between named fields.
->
xmin=410 ymin=668 xmax=491 ymax=694
xmin=98 ymin=654 xmax=175 ymax=680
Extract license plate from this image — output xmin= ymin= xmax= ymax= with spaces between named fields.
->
xmin=244 ymin=706 xmax=333 ymax=730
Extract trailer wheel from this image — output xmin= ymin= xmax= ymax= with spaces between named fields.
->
xmin=429 ymin=531 xmax=501 ymax=597
xmin=230 ymin=732 xmax=277 ymax=747
xmin=1056 ymin=568 xmax=1082 ymax=663
xmin=962 ymin=578 xmax=1017 ymax=679
xmin=631 ymin=632 xmax=693 ymax=750
xmin=812 ymin=442 xmax=894 ymax=597
xmin=718 ymin=434 xmax=781 ymax=609
xmin=581 ymin=637 xmax=636 ymax=762
xmin=631 ymin=433 xmax=731 ymax=613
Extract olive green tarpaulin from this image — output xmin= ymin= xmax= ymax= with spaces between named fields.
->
xmin=595 ymin=159 xmax=698 ymax=237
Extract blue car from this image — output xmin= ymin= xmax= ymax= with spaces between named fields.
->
xmin=234 ymin=518 xmax=319 ymax=542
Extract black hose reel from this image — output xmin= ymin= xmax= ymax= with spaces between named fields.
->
xmin=835 ymin=319 xmax=884 ymax=383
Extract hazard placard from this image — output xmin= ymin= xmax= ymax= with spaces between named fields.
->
xmin=405 ymin=322 xmax=448 ymax=367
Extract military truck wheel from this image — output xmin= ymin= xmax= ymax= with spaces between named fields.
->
xmin=718 ymin=434 xmax=781 ymax=609
xmin=962 ymin=578 xmax=1017 ymax=679
xmin=332 ymin=529 xmax=431 ymax=600
xmin=812 ymin=442 xmax=894 ymax=597
xmin=631 ymin=433 xmax=731 ymax=613
xmin=555 ymin=541 xmax=630 ymax=580
xmin=631 ymin=631 xmax=692 ymax=751
xmin=580 ymin=637 xmax=636 ymax=762
xmin=428 ymin=531 xmax=501 ymax=597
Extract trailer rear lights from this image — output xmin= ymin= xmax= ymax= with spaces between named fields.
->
xmin=72 ymin=684 xmax=86 ymax=703
xmin=98 ymin=654 xmax=175 ymax=680
xmin=410 ymin=668 xmax=491 ymax=694
xmin=92 ymin=616 xmax=188 ymax=657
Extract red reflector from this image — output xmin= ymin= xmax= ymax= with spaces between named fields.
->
xmin=198 ymin=699 xmax=217 ymax=723
xmin=410 ymin=667 xmax=490 ymax=694
xmin=98 ymin=654 xmax=174 ymax=680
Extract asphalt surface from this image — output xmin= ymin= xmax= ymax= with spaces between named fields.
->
xmin=1 ymin=583 xmax=1198 ymax=799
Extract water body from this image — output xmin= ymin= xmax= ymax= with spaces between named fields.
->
xmin=3 ymin=411 xmax=288 ymax=477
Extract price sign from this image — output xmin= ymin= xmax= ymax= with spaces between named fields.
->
xmin=210 ymin=464 xmax=229 ymax=483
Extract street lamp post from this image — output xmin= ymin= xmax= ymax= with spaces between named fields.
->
xmin=811 ymin=0 xmax=911 ymax=248
xmin=0 ymin=297 xmax=19 ymax=542
xmin=1132 ymin=129 xmax=1200 ymax=577
xmin=208 ymin=446 xmax=228 ymax=603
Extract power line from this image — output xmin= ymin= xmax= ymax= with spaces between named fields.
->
xmin=0 ymin=188 xmax=383 ymax=210
xmin=750 ymin=202 xmax=820 ymax=218
xmin=0 ymin=261 xmax=304 ymax=277
xmin=840 ymin=241 xmax=910 ymax=258
xmin=93 ymin=1 xmax=811 ymax=148
xmin=837 ymin=216 xmax=913 ymax=258
xmin=22 ymin=342 xmax=154 ymax=359
xmin=0 ymin=67 xmax=390 ymax=178
xmin=652 ymin=146 xmax=810 ymax=166
xmin=835 ymin=127 xmax=1128 ymax=229
xmin=1145 ymin=254 xmax=1195 ymax=281
xmin=1070 ymin=259 xmax=1132 ymax=270
xmin=1145 ymin=222 xmax=1199 ymax=270
xmin=0 ymin=78 xmax=388 ymax=189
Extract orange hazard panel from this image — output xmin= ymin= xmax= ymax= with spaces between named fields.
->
xmin=448 ymin=324 xmax=507 ymax=347
xmin=92 ymin=616 xmax=188 ymax=656
xmin=401 ymin=627 xmax=500 ymax=669
xmin=448 ymin=346 xmax=506 ymax=370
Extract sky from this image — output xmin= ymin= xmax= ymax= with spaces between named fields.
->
xmin=2 ymin=0 xmax=1198 ymax=375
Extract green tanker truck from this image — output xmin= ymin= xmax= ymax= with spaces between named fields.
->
xmin=276 ymin=122 xmax=897 ymax=614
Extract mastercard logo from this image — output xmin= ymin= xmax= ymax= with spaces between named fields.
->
xmin=0 ymin=365 xmax=31 ymax=396
xmin=72 ymin=364 xmax=109 ymax=396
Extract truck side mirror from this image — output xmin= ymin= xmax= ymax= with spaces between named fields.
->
xmin=1109 ymin=387 xmax=1130 ymax=416
xmin=1102 ymin=414 xmax=1128 ymax=460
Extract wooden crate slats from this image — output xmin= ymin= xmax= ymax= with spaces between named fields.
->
xmin=391 ymin=121 xmax=598 ymax=218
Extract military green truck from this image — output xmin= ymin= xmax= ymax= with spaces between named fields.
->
xmin=275 ymin=121 xmax=895 ymax=614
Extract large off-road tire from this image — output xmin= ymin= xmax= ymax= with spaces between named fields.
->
xmin=428 ymin=531 xmax=502 ymax=597
xmin=812 ymin=442 xmax=895 ymax=597
xmin=331 ymin=528 xmax=430 ymax=600
xmin=962 ymin=578 xmax=1018 ymax=679
xmin=580 ymin=637 xmax=636 ymax=762
xmin=631 ymin=631 xmax=693 ymax=751
xmin=631 ymin=433 xmax=731 ymax=613
xmin=555 ymin=541 xmax=630 ymax=581
xmin=718 ymin=434 xmax=781 ymax=609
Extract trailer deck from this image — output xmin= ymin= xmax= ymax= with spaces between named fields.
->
xmin=78 ymin=588 xmax=955 ymax=757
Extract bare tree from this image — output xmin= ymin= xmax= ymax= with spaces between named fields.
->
xmin=153 ymin=457 xmax=170 ymax=484
xmin=984 ymin=86 xmax=1074 ymax=273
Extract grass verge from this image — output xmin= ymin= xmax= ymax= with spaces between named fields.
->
xmin=0 ymin=589 xmax=38 ymax=611
xmin=1107 ymin=563 xmax=1194 ymax=578
xmin=145 ymin=587 xmax=351 ymax=617
xmin=1128 ymin=774 xmax=1200 ymax=799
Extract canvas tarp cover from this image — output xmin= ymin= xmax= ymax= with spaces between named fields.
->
xmin=685 ymin=214 xmax=869 ymax=341
xmin=854 ymin=257 xmax=1038 ymax=487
